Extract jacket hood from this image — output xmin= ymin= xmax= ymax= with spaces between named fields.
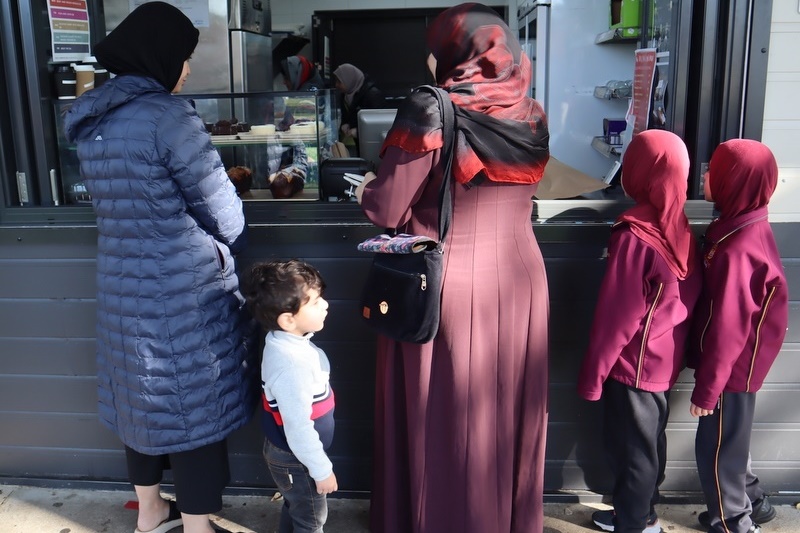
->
xmin=618 ymin=129 xmax=695 ymax=279
xmin=708 ymin=139 xmax=778 ymax=219
xmin=64 ymin=75 xmax=168 ymax=143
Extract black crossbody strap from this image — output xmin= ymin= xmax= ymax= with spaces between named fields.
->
xmin=417 ymin=85 xmax=456 ymax=246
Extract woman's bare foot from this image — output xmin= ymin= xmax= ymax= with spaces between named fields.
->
xmin=135 ymin=497 xmax=170 ymax=532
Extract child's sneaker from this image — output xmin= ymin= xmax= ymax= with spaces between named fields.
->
xmin=698 ymin=495 xmax=776 ymax=528
xmin=591 ymin=509 xmax=661 ymax=533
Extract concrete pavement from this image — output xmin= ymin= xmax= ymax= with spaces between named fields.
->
xmin=1 ymin=483 xmax=799 ymax=532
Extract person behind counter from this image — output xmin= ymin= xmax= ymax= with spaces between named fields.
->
xmin=280 ymin=55 xmax=324 ymax=91
xmin=577 ymin=130 xmax=702 ymax=533
xmin=332 ymin=63 xmax=386 ymax=149
xmin=276 ymin=55 xmax=324 ymax=143
xmin=64 ymin=3 xmax=257 ymax=533
xmin=355 ymin=3 xmax=550 ymax=532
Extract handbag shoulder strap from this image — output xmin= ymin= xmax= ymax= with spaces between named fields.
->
xmin=415 ymin=85 xmax=456 ymax=245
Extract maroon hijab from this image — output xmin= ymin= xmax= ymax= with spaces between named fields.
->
xmin=382 ymin=2 xmax=549 ymax=186
xmin=708 ymin=139 xmax=778 ymax=219
xmin=618 ymin=130 xmax=696 ymax=279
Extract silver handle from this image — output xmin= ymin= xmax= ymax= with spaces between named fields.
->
xmin=16 ymin=172 xmax=29 ymax=205
xmin=49 ymin=169 xmax=60 ymax=206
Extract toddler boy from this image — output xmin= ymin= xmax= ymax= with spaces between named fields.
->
xmin=243 ymin=259 xmax=337 ymax=532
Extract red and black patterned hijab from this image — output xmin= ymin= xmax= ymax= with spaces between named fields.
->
xmin=382 ymin=2 xmax=549 ymax=185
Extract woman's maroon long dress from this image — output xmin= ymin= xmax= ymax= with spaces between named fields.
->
xmin=361 ymin=145 xmax=550 ymax=533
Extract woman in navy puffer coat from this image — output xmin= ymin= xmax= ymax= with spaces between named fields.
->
xmin=64 ymin=3 xmax=256 ymax=532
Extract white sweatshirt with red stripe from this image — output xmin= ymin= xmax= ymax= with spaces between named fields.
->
xmin=261 ymin=330 xmax=335 ymax=481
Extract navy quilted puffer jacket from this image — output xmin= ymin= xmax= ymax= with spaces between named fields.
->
xmin=64 ymin=75 xmax=258 ymax=454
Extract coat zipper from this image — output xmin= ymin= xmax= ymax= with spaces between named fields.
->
xmin=747 ymin=286 xmax=777 ymax=391
xmin=636 ymin=282 xmax=664 ymax=387
xmin=704 ymin=215 xmax=768 ymax=267
xmin=699 ymin=300 xmax=713 ymax=353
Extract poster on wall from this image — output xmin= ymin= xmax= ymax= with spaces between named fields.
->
xmin=629 ymin=48 xmax=657 ymax=135
xmin=47 ymin=0 xmax=91 ymax=63
xmin=129 ymin=0 xmax=210 ymax=27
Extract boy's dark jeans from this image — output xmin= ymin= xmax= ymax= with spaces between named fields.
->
xmin=264 ymin=439 xmax=328 ymax=533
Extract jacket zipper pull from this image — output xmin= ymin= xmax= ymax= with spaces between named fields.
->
xmin=420 ymin=274 xmax=427 ymax=291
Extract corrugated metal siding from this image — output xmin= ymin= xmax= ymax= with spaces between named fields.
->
xmin=763 ymin=2 xmax=800 ymax=220
xmin=1 ymin=221 xmax=798 ymax=495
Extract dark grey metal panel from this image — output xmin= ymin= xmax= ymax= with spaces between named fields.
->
xmin=1 ymin=221 xmax=799 ymax=497
xmin=671 ymin=348 xmax=800 ymax=387
xmin=669 ymin=388 xmax=800 ymax=425
xmin=761 ymin=347 xmax=800 ymax=383
xmin=0 ymin=376 xmax=97 ymax=412
xmin=0 ymin=260 xmax=95 ymax=298
xmin=773 ymin=223 xmax=800 ymax=255
xmin=0 ymin=226 xmax=98 ymax=258
xmin=784 ymin=305 xmax=800 ymax=343
xmin=549 ymin=459 xmax=800 ymax=494
xmin=0 ymin=412 xmax=120 ymax=449
xmin=0 ymin=448 xmax=129 ymax=480
xmin=2 ymin=338 xmax=95 ymax=375
xmin=785 ymin=262 xmax=800 ymax=299
xmin=0 ymin=300 xmax=95 ymax=338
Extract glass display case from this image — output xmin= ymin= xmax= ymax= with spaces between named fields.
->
xmin=191 ymin=89 xmax=339 ymax=200
xmin=53 ymin=89 xmax=340 ymax=204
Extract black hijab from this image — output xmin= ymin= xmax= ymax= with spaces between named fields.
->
xmin=93 ymin=1 xmax=199 ymax=92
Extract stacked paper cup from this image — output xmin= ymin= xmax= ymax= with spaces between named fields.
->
xmin=73 ymin=64 xmax=95 ymax=97
xmin=54 ymin=65 xmax=76 ymax=100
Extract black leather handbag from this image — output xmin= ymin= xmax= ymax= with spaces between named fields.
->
xmin=359 ymin=86 xmax=455 ymax=343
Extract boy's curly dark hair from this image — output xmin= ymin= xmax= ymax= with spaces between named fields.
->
xmin=242 ymin=259 xmax=326 ymax=331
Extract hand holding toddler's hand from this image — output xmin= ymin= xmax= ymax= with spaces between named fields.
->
xmin=690 ymin=402 xmax=714 ymax=417
xmin=316 ymin=472 xmax=338 ymax=495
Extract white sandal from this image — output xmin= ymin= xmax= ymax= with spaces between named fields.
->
xmin=133 ymin=500 xmax=182 ymax=533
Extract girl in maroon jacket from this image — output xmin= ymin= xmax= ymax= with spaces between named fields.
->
xmin=578 ymin=130 xmax=702 ymax=533
xmin=689 ymin=139 xmax=788 ymax=533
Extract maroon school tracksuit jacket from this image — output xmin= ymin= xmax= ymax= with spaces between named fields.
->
xmin=688 ymin=207 xmax=789 ymax=411
xmin=578 ymin=225 xmax=702 ymax=400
